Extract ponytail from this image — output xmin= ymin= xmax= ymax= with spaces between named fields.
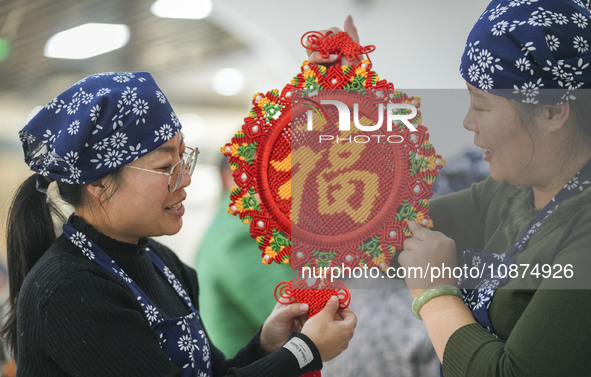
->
xmin=1 ymin=169 xmax=118 ymax=356
xmin=1 ymin=175 xmax=66 ymax=357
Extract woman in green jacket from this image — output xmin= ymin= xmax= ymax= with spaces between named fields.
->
xmin=316 ymin=1 xmax=591 ymax=375
xmin=401 ymin=1 xmax=591 ymax=375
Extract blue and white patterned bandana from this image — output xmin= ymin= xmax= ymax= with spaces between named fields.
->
xmin=460 ymin=0 xmax=591 ymax=104
xmin=19 ymin=72 xmax=182 ymax=192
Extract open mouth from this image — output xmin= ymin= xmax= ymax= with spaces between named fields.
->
xmin=479 ymin=147 xmax=492 ymax=160
xmin=166 ymin=202 xmax=182 ymax=211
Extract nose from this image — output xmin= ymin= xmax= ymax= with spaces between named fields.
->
xmin=463 ymin=109 xmax=477 ymax=133
xmin=179 ymin=168 xmax=192 ymax=189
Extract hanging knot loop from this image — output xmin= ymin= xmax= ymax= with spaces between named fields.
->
xmin=301 ymin=30 xmax=376 ymax=63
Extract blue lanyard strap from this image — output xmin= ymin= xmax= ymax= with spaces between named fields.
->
xmin=61 ymin=221 xmax=196 ymax=324
xmin=507 ymin=161 xmax=591 ymax=258
xmin=462 ymin=159 xmax=591 ymax=336
xmin=62 ymin=220 xmax=213 ymax=377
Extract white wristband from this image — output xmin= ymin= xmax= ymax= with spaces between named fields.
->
xmin=282 ymin=336 xmax=314 ymax=369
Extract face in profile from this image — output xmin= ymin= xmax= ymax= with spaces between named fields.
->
xmin=93 ymin=132 xmax=193 ymax=243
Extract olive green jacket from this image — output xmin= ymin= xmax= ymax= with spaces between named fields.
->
xmin=430 ymin=177 xmax=591 ymax=376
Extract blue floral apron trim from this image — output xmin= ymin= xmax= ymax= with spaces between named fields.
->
xmin=63 ymin=221 xmax=213 ymax=377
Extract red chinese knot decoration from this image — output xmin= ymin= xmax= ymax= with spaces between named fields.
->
xmin=221 ymin=31 xmax=445 ymax=317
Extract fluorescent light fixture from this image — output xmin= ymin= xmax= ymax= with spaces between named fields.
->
xmin=151 ymin=0 xmax=213 ymax=20
xmin=212 ymin=68 xmax=245 ymax=96
xmin=44 ymin=23 xmax=130 ymax=60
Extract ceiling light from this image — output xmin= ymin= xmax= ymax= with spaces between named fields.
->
xmin=150 ymin=0 xmax=213 ymax=20
xmin=44 ymin=23 xmax=130 ymax=60
xmin=212 ymin=68 xmax=245 ymax=96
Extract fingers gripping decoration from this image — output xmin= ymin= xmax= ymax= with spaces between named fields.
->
xmin=222 ymin=31 xmax=444 ymax=325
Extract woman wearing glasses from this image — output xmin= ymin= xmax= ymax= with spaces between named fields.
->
xmin=2 ymin=72 xmax=356 ymax=377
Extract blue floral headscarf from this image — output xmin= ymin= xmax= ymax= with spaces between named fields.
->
xmin=460 ymin=0 xmax=591 ymax=104
xmin=19 ymin=72 xmax=182 ymax=192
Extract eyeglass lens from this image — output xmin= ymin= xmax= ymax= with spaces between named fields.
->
xmin=169 ymin=148 xmax=197 ymax=192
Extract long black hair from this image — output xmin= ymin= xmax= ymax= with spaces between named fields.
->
xmin=1 ymin=170 xmax=122 ymax=357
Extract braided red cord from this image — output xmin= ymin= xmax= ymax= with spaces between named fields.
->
xmin=300 ymin=31 xmax=376 ymax=63
xmin=275 ymin=280 xmax=351 ymax=316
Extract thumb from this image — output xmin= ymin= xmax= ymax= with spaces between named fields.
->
xmin=275 ymin=302 xmax=309 ymax=322
xmin=292 ymin=302 xmax=310 ymax=317
xmin=407 ymin=220 xmax=427 ymax=240
xmin=344 ymin=15 xmax=360 ymax=44
xmin=319 ymin=296 xmax=340 ymax=316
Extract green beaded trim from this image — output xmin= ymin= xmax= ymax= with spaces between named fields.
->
xmin=411 ymin=285 xmax=462 ymax=320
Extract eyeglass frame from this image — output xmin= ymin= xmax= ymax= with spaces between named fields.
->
xmin=124 ymin=146 xmax=199 ymax=193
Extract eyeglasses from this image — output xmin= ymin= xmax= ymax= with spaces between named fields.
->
xmin=125 ymin=146 xmax=199 ymax=193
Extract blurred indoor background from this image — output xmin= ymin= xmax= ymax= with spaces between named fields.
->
xmin=0 ymin=0 xmax=489 ymax=265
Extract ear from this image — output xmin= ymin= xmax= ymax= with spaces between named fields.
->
xmin=85 ymin=178 xmax=107 ymax=200
xmin=543 ymin=103 xmax=570 ymax=133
